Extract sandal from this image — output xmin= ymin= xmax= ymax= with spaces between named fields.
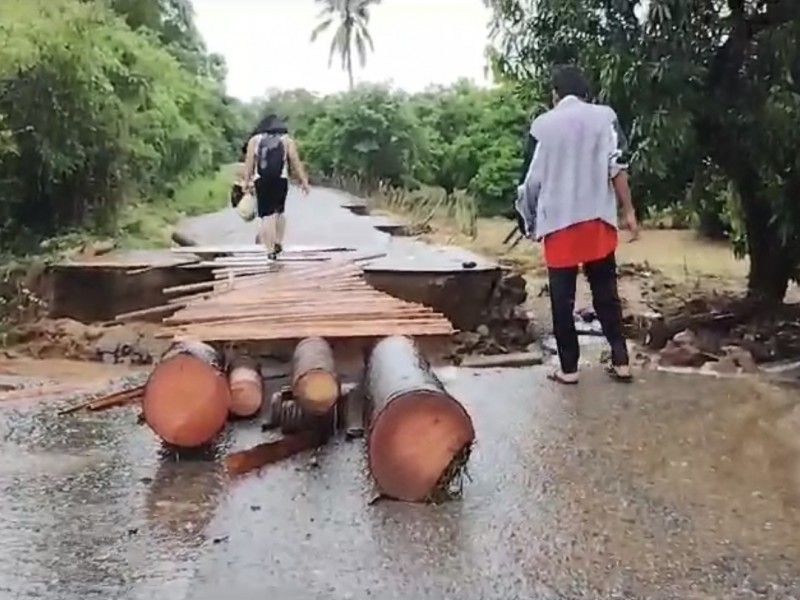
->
xmin=547 ymin=370 xmax=579 ymax=385
xmin=606 ymin=365 xmax=634 ymax=383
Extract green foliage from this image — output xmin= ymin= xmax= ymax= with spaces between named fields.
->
xmin=0 ymin=0 xmax=242 ymax=252
xmin=254 ymin=81 xmax=529 ymax=216
xmin=487 ymin=0 xmax=800 ymax=300
xmin=119 ymin=164 xmax=239 ymax=248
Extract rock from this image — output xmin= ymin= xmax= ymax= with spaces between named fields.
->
xmin=456 ymin=271 xmax=537 ymax=356
xmin=81 ymin=239 xmax=116 ymax=258
xmin=658 ymin=340 xmax=707 ymax=368
xmin=673 ymin=329 xmax=696 ymax=346
xmin=708 ymin=356 xmax=738 ymax=374
xmin=722 ymin=345 xmax=759 ymax=373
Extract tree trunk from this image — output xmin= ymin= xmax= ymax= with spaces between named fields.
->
xmin=366 ymin=336 xmax=475 ymax=502
xmin=346 ymin=48 xmax=354 ymax=90
xmin=740 ymin=187 xmax=794 ymax=304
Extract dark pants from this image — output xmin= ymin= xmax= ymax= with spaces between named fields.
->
xmin=548 ymin=252 xmax=629 ymax=374
xmin=255 ymin=177 xmax=289 ymax=217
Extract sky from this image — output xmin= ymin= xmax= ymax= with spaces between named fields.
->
xmin=191 ymin=0 xmax=493 ymax=100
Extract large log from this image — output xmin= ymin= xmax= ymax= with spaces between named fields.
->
xmin=366 ymin=336 xmax=475 ymax=502
xmin=143 ymin=342 xmax=231 ymax=448
xmin=292 ymin=337 xmax=339 ymax=415
xmin=227 ymin=357 xmax=263 ymax=418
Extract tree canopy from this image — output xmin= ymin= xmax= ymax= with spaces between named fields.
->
xmin=252 ymin=81 xmax=531 ymax=215
xmin=488 ymin=0 xmax=800 ymax=301
xmin=0 ymin=0 xmax=247 ymax=250
xmin=311 ymin=0 xmax=381 ymax=90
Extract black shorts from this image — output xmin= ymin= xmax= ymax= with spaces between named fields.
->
xmin=255 ymin=177 xmax=289 ymax=217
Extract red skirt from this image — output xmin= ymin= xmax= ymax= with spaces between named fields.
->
xmin=543 ymin=219 xmax=618 ymax=268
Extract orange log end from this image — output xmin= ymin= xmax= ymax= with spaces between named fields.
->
xmin=368 ymin=390 xmax=475 ymax=502
xmin=144 ymin=354 xmax=231 ymax=448
xmin=294 ymin=369 xmax=339 ymax=415
xmin=228 ymin=363 xmax=263 ymax=418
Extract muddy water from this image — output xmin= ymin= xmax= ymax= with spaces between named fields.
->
xmin=0 ymin=366 xmax=799 ymax=599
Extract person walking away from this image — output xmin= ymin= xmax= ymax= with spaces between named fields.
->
xmin=243 ymin=115 xmax=310 ymax=259
xmin=516 ymin=65 xmax=639 ymax=385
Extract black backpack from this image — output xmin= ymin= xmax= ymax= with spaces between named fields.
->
xmin=256 ymin=133 xmax=286 ymax=180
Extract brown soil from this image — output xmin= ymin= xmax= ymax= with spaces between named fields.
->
xmin=419 ymin=216 xmax=800 ymax=363
xmin=5 ymin=318 xmax=169 ymax=365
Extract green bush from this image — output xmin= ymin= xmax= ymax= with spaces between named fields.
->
xmin=0 ymin=0 xmax=235 ymax=251
xmin=254 ymin=81 xmax=530 ymax=217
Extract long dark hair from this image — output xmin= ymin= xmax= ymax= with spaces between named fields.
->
xmin=240 ymin=113 xmax=289 ymax=158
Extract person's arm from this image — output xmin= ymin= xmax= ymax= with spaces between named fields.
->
xmin=517 ymin=142 xmax=543 ymax=239
xmin=242 ymin=136 xmax=258 ymax=191
xmin=285 ymin=137 xmax=310 ymax=193
xmin=519 ymin=134 xmax=538 ymax=185
xmin=608 ymin=117 xmax=638 ymax=239
xmin=612 ymin=170 xmax=634 ymax=214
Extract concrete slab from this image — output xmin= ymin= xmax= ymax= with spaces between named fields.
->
xmin=177 ymin=187 xmax=497 ymax=274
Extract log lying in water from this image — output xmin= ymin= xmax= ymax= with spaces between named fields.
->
xmin=87 ymin=386 xmax=145 ymax=412
xmin=366 ymin=336 xmax=475 ymax=502
xmin=228 ymin=357 xmax=263 ymax=418
xmin=143 ymin=342 xmax=231 ymax=448
xmin=225 ymin=431 xmax=323 ymax=476
xmin=292 ymin=337 xmax=339 ymax=415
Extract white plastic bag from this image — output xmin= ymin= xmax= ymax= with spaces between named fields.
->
xmin=235 ymin=191 xmax=256 ymax=222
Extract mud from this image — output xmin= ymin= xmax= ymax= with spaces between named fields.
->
xmin=1 ymin=367 xmax=799 ymax=599
xmin=44 ymin=259 xmax=210 ymax=324
xmin=8 ymin=319 xmax=170 ymax=365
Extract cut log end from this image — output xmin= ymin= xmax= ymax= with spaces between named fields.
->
xmin=228 ymin=359 xmax=263 ymax=418
xmin=368 ymin=390 xmax=475 ymax=503
xmin=294 ymin=369 xmax=339 ymax=415
xmin=144 ymin=354 xmax=230 ymax=448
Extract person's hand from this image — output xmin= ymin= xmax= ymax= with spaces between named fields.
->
xmin=624 ymin=208 xmax=640 ymax=242
xmin=244 ymin=179 xmax=254 ymax=195
xmin=300 ymin=182 xmax=310 ymax=196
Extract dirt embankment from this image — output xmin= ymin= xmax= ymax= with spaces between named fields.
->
xmin=416 ymin=215 xmax=800 ymax=369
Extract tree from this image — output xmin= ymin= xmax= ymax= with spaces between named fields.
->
xmin=0 ymin=0 xmax=232 ymax=249
xmin=488 ymin=0 xmax=800 ymax=303
xmin=311 ymin=0 xmax=380 ymax=90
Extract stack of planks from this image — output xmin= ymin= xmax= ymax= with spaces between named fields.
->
xmin=158 ymin=257 xmax=454 ymax=342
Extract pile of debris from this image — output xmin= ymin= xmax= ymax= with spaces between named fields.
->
xmin=658 ymin=328 xmax=759 ymax=374
xmin=8 ymin=319 xmax=168 ymax=365
xmin=453 ymin=271 xmax=537 ymax=356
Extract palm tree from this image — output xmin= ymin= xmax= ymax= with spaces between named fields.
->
xmin=311 ymin=0 xmax=380 ymax=90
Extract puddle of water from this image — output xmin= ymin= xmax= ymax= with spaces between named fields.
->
xmin=0 ymin=360 xmax=799 ymax=598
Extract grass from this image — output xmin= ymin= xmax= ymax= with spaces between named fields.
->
xmin=117 ymin=164 xmax=237 ymax=248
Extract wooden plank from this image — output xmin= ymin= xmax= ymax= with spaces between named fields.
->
xmin=115 ymin=251 xmax=456 ymax=345
xmin=172 ymin=245 xmax=356 ymax=255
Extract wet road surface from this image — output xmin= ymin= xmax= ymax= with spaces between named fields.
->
xmin=178 ymin=186 xmax=496 ymax=273
xmin=2 ymin=366 xmax=800 ymax=599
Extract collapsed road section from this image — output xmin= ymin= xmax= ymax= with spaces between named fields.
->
xmin=56 ymin=244 xmax=475 ymax=503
